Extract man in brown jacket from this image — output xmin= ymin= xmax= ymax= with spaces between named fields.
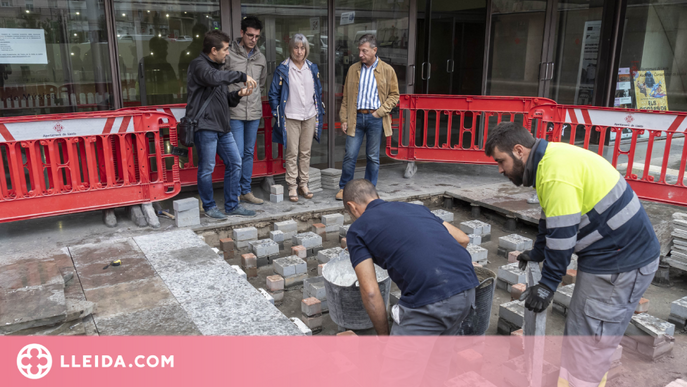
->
xmin=223 ymin=16 xmax=268 ymax=204
xmin=336 ymin=34 xmax=400 ymax=200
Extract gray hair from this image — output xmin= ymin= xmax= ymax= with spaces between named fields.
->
xmin=289 ymin=33 xmax=310 ymax=60
xmin=358 ymin=34 xmax=377 ymax=49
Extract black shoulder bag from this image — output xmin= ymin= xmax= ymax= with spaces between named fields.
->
xmin=177 ymin=87 xmax=218 ymax=148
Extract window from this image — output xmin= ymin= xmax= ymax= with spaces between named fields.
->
xmin=0 ymin=0 xmax=114 ymax=115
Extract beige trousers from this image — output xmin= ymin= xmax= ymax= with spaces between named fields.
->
xmin=285 ymin=116 xmax=316 ymax=189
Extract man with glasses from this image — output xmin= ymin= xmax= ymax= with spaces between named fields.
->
xmin=223 ymin=16 xmax=267 ymax=205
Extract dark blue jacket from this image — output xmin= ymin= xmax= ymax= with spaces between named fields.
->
xmin=267 ymin=58 xmax=324 ymax=146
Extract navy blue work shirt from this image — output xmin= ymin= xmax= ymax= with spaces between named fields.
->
xmin=347 ymin=199 xmax=479 ymax=309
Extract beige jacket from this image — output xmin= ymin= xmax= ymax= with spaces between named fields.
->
xmin=339 ymin=58 xmax=400 ymax=137
xmin=223 ymin=39 xmax=267 ymax=121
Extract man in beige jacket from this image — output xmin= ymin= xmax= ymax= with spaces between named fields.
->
xmin=336 ymin=34 xmax=400 ymax=200
xmin=223 ymin=16 xmax=268 ymax=204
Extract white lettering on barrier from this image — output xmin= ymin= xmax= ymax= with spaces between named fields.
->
xmin=564 ymin=108 xmax=687 ymax=132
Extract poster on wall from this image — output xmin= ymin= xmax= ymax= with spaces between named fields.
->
xmin=633 ymin=70 xmax=669 ymax=111
xmin=614 ymin=68 xmax=633 ymax=107
xmin=573 ymin=20 xmax=601 ymax=105
xmin=0 ymin=28 xmax=48 ymax=64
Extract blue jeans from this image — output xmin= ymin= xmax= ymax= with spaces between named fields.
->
xmin=230 ymin=119 xmax=260 ymax=195
xmin=194 ymin=130 xmax=241 ymax=212
xmin=339 ymin=112 xmax=384 ymax=189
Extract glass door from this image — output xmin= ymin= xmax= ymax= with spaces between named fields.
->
xmin=416 ymin=0 xmax=486 ymax=95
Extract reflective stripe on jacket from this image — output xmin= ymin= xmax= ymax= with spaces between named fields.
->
xmin=527 ymin=140 xmax=660 ymax=291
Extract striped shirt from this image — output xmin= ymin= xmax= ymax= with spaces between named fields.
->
xmin=356 ymin=57 xmax=381 ymax=110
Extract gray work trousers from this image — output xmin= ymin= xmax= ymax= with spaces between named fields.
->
xmin=560 ymin=256 xmax=659 ymax=387
xmin=378 ymin=288 xmax=476 ymax=387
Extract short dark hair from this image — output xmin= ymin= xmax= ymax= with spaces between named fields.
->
xmin=484 ymin=122 xmax=536 ymax=157
xmin=343 ymin=179 xmax=379 ymax=209
xmin=241 ymin=16 xmax=263 ymax=32
xmin=358 ymin=34 xmax=377 ymax=49
xmin=202 ymin=30 xmax=230 ymax=54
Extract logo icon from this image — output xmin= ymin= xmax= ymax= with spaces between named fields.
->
xmin=17 ymin=344 xmax=52 ymax=380
xmin=625 ymin=114 xmax=635 ymax=125
xmin=53 ymin=122 xmax=64 ymax=133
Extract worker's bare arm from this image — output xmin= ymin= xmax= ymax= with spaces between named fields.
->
xmin=443 ymin=222 xmax=470 ymax=248
xmin=354 ymin=258 xmax=390 ymax=335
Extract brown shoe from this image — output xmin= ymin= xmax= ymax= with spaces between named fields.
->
xmin=288 ymin=186 xmax=298 ymax=202
xmin=298 ymin=186 xmax=314 ymax=199
xmin=240 ymin=192 xmax=264 ymax=205
xmin=335 ymin=189 xmax=344 ymax=201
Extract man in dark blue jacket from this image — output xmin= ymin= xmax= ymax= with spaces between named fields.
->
xmin=186 ymin=30 xmax=257 ymax=219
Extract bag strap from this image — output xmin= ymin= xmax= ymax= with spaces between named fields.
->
xmin=193 ymin=87 xmax=219 ymax=121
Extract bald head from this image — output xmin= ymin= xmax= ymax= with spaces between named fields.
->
xmin=343 ymin=179 xmax=379 ymax=206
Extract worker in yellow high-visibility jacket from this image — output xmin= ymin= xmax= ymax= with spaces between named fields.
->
xmin=485 ymin=122 xmax=660 ymax=387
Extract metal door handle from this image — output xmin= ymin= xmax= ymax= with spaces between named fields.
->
xmin=409 ymin=65 xmax=415 ymax=86
xmin=421 ymin=62 xmax=431 ymax=80
xmin=446 ymin=60 xmax=454 ymax=73
xmin=548 ymin=62 xmax=555 ymax=81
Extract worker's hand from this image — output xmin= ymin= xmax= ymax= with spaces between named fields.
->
xmin=520 ymin=283 xmax=554 ymax=313
xmin=238 ymin=87 xmax=253 ymax=97
xmin=245 ymin=75 xmax=257 ymax=90
xmin=341 ymin=122 xmax=348 ymax=134
xmin=517 ymin=250 xmax=542 ymax=271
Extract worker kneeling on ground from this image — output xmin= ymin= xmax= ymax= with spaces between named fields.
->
xmin=343 ymin=179 xmax=479 ymax=335
xmin=485 ymin=122 xmax=660 ymax=387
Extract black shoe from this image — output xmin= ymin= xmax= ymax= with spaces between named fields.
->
xmin=225 ymin=205 xmax=256 ymax=217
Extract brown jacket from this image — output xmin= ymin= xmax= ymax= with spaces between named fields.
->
xmin=222 ymin=39 xmax=267 ymax=121
xmin=339 ymin=58 xmax=400 ymax=137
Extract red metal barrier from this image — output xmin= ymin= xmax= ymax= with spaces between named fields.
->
xmin=0 ymin=110 xmax=180 ymax=222
xmin=540 ymin=105 xmax=687 ymax=206
xmin=386 ymin=94 xmax=687 ymax=207
xmin=123 ymin=101 xmax=285 ymax=187
xmin=386 ymin=95 xmax=556 ymax=164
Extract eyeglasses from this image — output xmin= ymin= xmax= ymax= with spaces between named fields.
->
xmin=245 ymin=33 xmax=260 ymax=41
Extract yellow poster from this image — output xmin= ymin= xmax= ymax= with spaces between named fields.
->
xmin=633 ymin=70 xmax=669 ymax=111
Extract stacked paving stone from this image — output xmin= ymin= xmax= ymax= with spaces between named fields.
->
xmin=274 ymin=220 xmax=298 ymax=241
xmin=320 ymin=168 xmax=342 ymax=190
xmin=496 ymin=262 xmax=526 ymax=292
xmin=668 ymin=296 xmax=687 ymax=330
xmin=233 ymin=226 xmax=258 ymax=256
xmin=173 ymin=197 xmax=200 ymax=227
xmin=270 ymin=185 xmax=284 ymax=203
xmin=292 ymin=232 xmax=323 ymax=258
xmin=266 ymin=275 xmax=285 ymax=303
xmin=308 ymin=167 xmax=323 ymax=193
xmin=317 ymin=247 xmax=345 ymax=264
xmin=241 ymin=253 xmax=258 ymax=278
xmin=249 ymin=239 xmax=280 ymax=266
xmin=303 ymin=276 xmax=328 ymax=312
xmin=622 ymin=313 xmax=676 ymax=360
xmin=498 ymin=234 xmax=533 ymax=257
xmin=552 ymin=284 xmax=575 ymax=316
xmin=301 ymin=297 xmax=323 ymax=333
xmin=269 ymin=230 xmax=285 ymax=250
xmin=219 ymin=237 xmax=235 ymax=260
xmin=322 ymin=213 xmax=345 ymax=233
xmin=273 ymin=256 xmax=308 ymax=287
xmin=459 ymin=220 xmax=492 ymax=243
xmin=467 ymin=244 xmax=488 ymax=266
xmin=668 ymin=212 xmax=687 ymax=272
xmin=431 ymin=209 xmax=454 ymax=223
xmin=498 ymin=300 xmax=525 ymax=334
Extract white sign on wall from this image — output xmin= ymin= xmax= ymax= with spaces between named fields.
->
xmin=310 ymin=17 xmax=320 ymax=33
xmin=340 ymin=12 xmax=355 ymax=26
xmin=0 ymin=28 xmax=48 ymax=64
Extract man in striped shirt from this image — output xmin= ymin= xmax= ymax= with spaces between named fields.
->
xmin=336 ymin=34 xmax=400 ymax=200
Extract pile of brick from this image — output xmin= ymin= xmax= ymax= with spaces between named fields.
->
xmin=497 ymin=262 xmax=526 ymax=292
xmin=273 ymin=256 xmax=308 ymax=287
xmin=668 ymin=296 xmax=687 ymax=330
xmin=622 ymin=313 xmax=676 ymax=360
xmin=292 ymin=232 xmax=323 ymax=258
xmin=301 ymin=297 xmax=323 ymax=333
xmin=232 ymin=226 xmax=258 ymax=257
xmin=460 ymin=220 xmax=492 ymax=244
xmin=320 ymin=168 xmax=342 ymax=190
xmin=317 ymin=247 xmax=345 ymax=264
xmin=265 ymin=275 xmax=284 ymax=303
xmin=274 ymin=220 xmax=298 ymax=241
xmin=303 ymin=276 xmax=328 ymax=312
xmin=250 ymin=239 xmax=280 ymax=267
xmin=308 ymin=167 xmax=323 ymax=193
xmin=497 ymin=299 xmax=525 ymax=335
xmin=498 ymin=234 xmax=533 ymax=257
xmin=667 ymin=212 xmax=687 ymax=272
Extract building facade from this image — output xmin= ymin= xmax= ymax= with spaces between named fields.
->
xmin=0 ymin=0 xmax=685 ymax=167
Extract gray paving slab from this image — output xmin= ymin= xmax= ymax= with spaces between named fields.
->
xmin=134 ymin=229 xmax=302 ymax=336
